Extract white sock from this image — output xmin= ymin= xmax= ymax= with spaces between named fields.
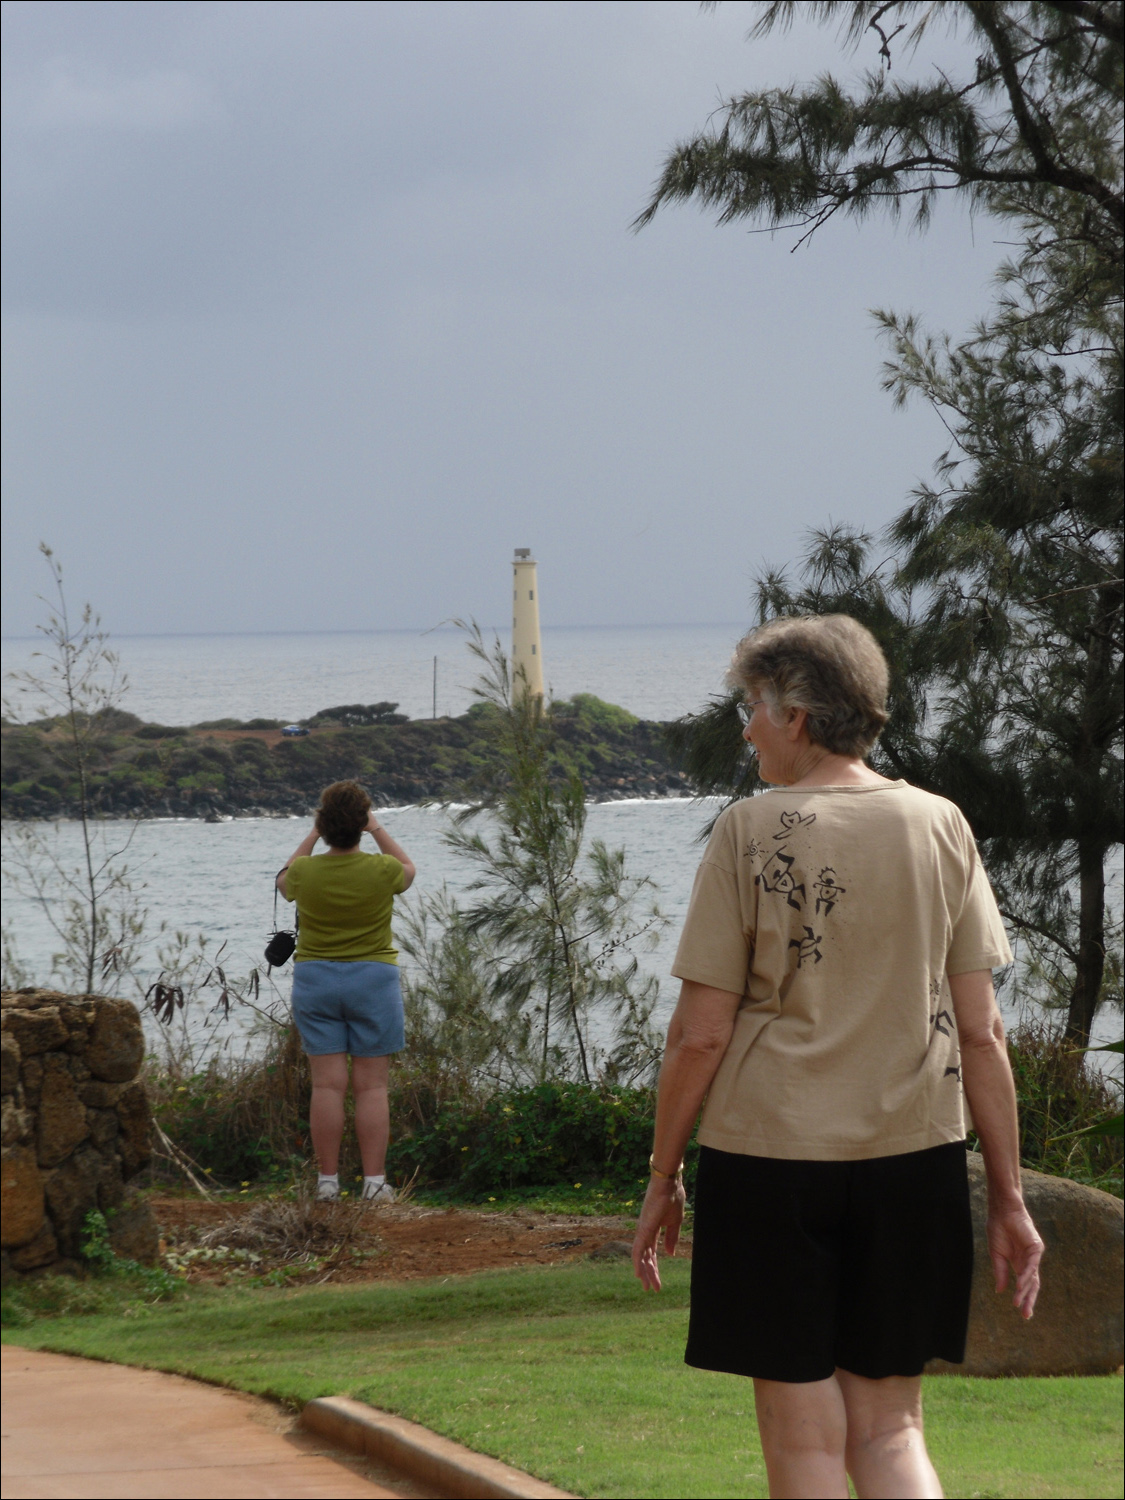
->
xmin=364 ymin=1175 xmax=385 ymax=1190
xmin=318 ymin=1173 xmax=339 ymax=1187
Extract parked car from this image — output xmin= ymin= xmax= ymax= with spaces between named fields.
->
xmin=282 ymin=724 xmax=310 ymax=737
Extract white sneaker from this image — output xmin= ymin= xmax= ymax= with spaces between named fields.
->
xmin=316 ymin=1178 xmax=340 ymax=1201
xmin=362 ymin=1180 xmax=395 ymax=1203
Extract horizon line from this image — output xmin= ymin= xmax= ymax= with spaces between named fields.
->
xmin=1 ymin=620 xmax=750 ymax=645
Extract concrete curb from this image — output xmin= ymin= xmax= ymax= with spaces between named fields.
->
xmin=300 ymin=1396 xmax=576 ymax=1500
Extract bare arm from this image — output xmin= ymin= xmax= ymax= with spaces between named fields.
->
xmin=275 ymin=824 xmax=319 ymax=898
xmin=949 ymin=968 xmax=1044 ymax=1319
xmin=632 ymin=979 xmax=741 ymax=1292
xmin=366 ymin=812 xmax=416 ymax=890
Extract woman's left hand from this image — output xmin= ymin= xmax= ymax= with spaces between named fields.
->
xmin=632 ymin=1175 xmax=686 ymax=1293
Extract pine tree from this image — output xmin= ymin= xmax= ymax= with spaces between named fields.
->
xmin=636 ymin=2 xmax=1122 ymax=256
xmin=644 ymin=1 xmax=1123 ymax=1043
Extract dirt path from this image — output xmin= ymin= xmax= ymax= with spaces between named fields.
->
xmin=1 ymin=1346 xmax=440 ymax=1499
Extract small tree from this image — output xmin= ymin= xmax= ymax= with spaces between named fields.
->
xmin=3 ymin=546 xmax=143 ymax=992
xmin=404 ymin=627 xmax=666 ymax=1089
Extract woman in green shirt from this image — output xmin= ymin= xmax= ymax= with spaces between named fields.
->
xmin=277 ymin=780 xmax=415 ymax=1202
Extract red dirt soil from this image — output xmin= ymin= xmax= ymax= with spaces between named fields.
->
xmin=152 ymin=1196 xmax=689 ymax=1286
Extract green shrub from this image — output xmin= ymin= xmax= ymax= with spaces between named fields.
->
xmin=1002 ymin=1020 xmax=1123 ymax=1195
xmin=555 ymin=693 xmax=639 ymax=731
xmin=148 ymin=1025 xmax=314 ymax=1187
xmin=388 ymin=1082 xmax=697 ymax=1194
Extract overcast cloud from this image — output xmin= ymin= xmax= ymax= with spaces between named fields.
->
xmin=2 ymin=0 xmax=1004 ymax=638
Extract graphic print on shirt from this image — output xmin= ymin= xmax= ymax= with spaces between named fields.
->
xmin=812 ymin=867 xmax=846 ymax=915
xmin=774 ymin=809 xmax=817 ymax=839
xmin=743 ymin=808 xmax=845 ymax=970
xmin=788 ymin=925 xmax=824 ymax=967
xmin=928 ymin=976 xmax=960 ymax=1083
xmin=758 ymin=849 xmax=806 ymax=910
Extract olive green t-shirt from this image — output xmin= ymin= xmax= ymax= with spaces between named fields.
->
xmin=672 ymin=781 xmax=1011 ymax=1162
xmin=284 ymin=851 xmax=405 ymax=964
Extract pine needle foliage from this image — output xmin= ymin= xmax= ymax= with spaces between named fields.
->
xmin=402 ymin=626 xmax=667 ymax=1090
xmin=636 ymin=2 xmax=1123 ymax=255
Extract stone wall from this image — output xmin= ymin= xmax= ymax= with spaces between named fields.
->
xmin=1 ymin=989 xmax=158 ymax=1276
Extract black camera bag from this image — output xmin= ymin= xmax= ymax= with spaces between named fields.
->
xmin=265 ymin=871 xmax=298 ymax=970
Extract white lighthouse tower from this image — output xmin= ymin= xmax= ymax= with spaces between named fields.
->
xmin=511 ymin=548 xmax=544 ymax=700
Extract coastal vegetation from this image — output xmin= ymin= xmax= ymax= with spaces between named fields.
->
xmin=142 ymin=1014 xmax=1122 ymax=1201
xmin=0 ymin=691 xmax=687 ymax=820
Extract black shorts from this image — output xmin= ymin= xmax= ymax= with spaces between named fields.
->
xmin=685 ymin=1140 xmax=973 ymax=1384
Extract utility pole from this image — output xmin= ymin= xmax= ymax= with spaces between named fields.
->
xmin=432 ymin=655 xmax=437 ymax=720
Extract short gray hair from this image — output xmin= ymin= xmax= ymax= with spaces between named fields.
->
xmin=729 ymin=615 xmax=890 ymax=758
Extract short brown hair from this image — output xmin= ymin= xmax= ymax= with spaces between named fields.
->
xmin=316 ymin=780 xmax=372 ymax=848
xmin=729 ymin=615 xmax=890 ymax=758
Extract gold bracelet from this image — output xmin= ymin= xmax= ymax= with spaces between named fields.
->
xmin=649 ymin=1153 xmax=683 ymax=1181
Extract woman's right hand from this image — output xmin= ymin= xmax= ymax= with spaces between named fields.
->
xmin=632 ymin=1175 xmax=686 ymax=1293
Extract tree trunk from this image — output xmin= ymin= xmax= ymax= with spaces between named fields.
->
xmin=1065 ymin=839 xmax=1107 ymax=1046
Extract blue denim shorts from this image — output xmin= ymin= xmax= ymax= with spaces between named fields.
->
xmin=290 ymin=960 xmax=405 ymax=1057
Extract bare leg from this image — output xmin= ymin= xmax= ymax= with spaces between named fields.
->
xmin=753 ymin=1376 xmax=849 ymax=1500
xmin=351 ymin=1054 xmax=391 ymax=1178
xmin=838 ymin=1370 xmax=942 ymax=1499
xmin=307 ymin=1053 xmax=348 ymax=1175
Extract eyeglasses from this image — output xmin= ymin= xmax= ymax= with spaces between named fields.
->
xmin=736 ymin=699 xmax=765 ymax=726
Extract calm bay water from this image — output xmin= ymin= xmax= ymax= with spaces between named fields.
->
xmin=1 ymin=801 xmax=717 ymax=1056
xmin=1 ymin=622 xmax=746 ymax=727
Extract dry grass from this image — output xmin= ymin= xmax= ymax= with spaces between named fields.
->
xmin=197 ymin=1194 xmax=374 ymax=1259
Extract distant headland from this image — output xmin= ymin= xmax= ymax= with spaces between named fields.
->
xmin=0 ymin=696 xmax=692 ymax=821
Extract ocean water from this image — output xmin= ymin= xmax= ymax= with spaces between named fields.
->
xmin=1 ymin=622 xmax=746 ymax=727
xmin=1 ymin=801 xmax=717 ymax=1057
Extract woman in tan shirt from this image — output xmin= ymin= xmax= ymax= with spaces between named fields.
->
xmin=632 ymin=615 xmax=1043 ymax=1500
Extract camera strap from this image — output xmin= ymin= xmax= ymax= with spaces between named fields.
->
xmin=272 ymin=869 xmax=298 ymax=936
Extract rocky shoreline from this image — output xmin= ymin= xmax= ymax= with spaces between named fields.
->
xmin=2 ymin=698 xmax=694 ymax=821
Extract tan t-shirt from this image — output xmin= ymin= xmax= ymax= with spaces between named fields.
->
xmin=672 ymin=781 xmax=1011 ymax=1161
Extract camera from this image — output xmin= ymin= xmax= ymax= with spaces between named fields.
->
xmin=264 ymin=929 xmax=297 ymax=968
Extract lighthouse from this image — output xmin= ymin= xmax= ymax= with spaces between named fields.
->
xmin=511 ymin=548 xmax=544 ymax=700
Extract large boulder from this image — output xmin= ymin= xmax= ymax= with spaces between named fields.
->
xmin=0 ymin=1032 xmax=20 ymax=1095
xmin=107 ymin=1195 xmax=160 ymax=1265
xmin=2 ymin=1005 xmax=67 ymax=1057
xmin=927 ymin=1155 xmax=1123 ymax=1377
xmin=1 ymin=991 xmax=155 ymax=1276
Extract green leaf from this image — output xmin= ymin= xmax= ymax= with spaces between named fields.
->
xmin=1073 ymin=1114 xmax=1125 ymax=1139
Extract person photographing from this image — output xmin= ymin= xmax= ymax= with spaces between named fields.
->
xmin=277 ymin=780 xmax=415 ymax=1202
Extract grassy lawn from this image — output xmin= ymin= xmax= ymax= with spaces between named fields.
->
xmin=4 ymin=1261 xmax=1121 ymax=1500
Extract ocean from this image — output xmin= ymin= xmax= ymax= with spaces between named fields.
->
xmin=1 ymin=621 xmax=747 ymax=728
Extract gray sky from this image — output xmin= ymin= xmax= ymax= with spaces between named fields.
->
xmin=2 ymin=0 xmax=1004 ymax=638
